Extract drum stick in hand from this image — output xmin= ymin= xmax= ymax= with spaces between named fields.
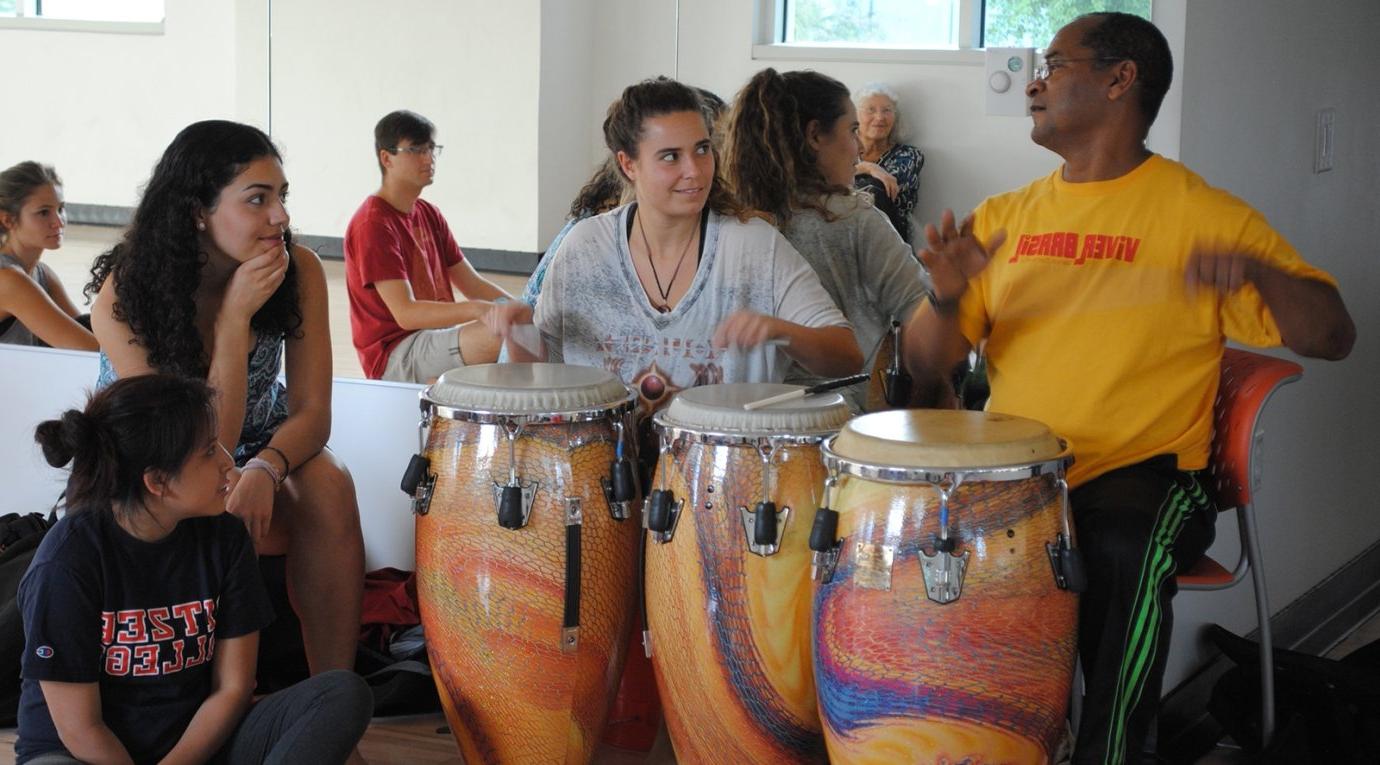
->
xmin=742 ymin=373 xmax=871 ymax=410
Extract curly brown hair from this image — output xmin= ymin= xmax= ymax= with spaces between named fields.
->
xmin=87 ymin=121 xmax=301 ymax=378
xmin=723 ymin=68 xmax=854 ymax=226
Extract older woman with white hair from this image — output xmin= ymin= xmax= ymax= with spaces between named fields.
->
xmin=852 ymin=82 xmax=924 ymax=243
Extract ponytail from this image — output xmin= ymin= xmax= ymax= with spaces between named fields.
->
xmin=724 ymin=68 xmax=853 ymax=225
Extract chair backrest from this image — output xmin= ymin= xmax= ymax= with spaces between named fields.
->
xmin=1209 ymin=349 xmax=1304 ymax=510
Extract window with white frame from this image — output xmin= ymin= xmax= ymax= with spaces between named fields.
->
xmin=0 ymin=0 xmax=163 ymax=22
xmin=777 ymin=0 xmax=1151 ymax=50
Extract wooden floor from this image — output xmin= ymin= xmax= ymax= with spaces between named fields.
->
xmin=0 ymin=712 xmax=665 ymax=764
xmin=43 ymin=224 xmax=530 ymax=381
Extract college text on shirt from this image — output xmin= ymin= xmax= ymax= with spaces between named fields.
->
xmin=100 ymin=599 xmax=218 ymax=677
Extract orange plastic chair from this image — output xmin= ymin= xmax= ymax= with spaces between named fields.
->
xmin=1177 ymin=348 xmax=1303 ymax=748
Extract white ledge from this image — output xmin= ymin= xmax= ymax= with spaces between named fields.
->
xmin=0 ymin=16 xmax=163 ymax=35
xmin=751 ymin=43 xmax=985 ymax=66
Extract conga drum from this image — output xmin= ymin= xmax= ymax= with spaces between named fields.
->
xmin=813 ymin=410 xmax=1079 ymax=764
xmin=405 ymin=363 xmax=641 ymax=764
xmin=643 ymin=383 xmax=851 ymax=763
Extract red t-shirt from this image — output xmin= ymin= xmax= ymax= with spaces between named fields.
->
xmin=344 ymin=196 xmax=464 ymax=378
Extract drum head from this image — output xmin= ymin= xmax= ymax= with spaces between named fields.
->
xmin=659 ymin=383 xmax=851 ymax=436
xmin=832 ymin=409 xmax=1064 ymax=469
xmin=424 ymin=363 xmax=633 ymax=416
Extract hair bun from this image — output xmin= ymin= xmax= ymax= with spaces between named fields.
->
xmin=34 ymin=408 xmax=101 ymax=468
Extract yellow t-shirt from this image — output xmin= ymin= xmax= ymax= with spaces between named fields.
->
xmin=959 ymin=155 xmax=1336 ymax=487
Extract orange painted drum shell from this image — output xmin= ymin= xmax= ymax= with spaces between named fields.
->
xmin=415 ymin=416 xmax=638 ymax=765
xmin=813 ymin=471 xmax=1077 ymax=765
xmin=645 ymin=439 xmax=829 ymax=764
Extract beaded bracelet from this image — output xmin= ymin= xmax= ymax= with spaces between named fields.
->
xmin=243 ymin=457 xmax=284 ymax=490
xmin=260 ymin=445 xmax=291 ymax=476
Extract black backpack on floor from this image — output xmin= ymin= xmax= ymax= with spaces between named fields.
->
xmin=0 ymin=511 xmax=57 ymax=726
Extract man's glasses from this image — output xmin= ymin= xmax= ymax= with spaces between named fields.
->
xmin=1033 ymin=57 xmax=1123 ymax=81
xmin=389 ymin=143 xmax=444 ymax=157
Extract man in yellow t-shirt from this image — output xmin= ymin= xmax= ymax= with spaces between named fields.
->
xmin=905 ymin=12 xmax=1354 ymax=764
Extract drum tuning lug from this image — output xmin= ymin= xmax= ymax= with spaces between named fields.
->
xmin=812 ymin=542 xmax=843 ymax=583
xmin=1046 ymin=532 xmax=1088 ymax=593
xmin=642 ymin=629 xmax=653 ymax=658
xmin=401 ymin=453 xmax=429 ymax=495
xmin=401 ymin=454 xmax=436 ymax=515
xmin=610 ymin=457 xmax=639 ymax=502
xmin=919 ymin=547 xmax=970 ymax=604
xmin=809 ymin=507 xmax=840 ymax=552
xmin=645 ymin=489 xmax=682 ymax=543
xmin=600 ymin=478 xmax=632 ymax=521
xmin=740 ymin=502 xmax=790 ymax=557
xmin=493 ymin=480 xmax=539 ymax=530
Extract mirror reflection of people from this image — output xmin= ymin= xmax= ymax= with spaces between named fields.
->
xmin=343 ymin=110 xmax=515 ymax=383
xmin=87 ymin=121 xmax=366 ymax=696
xmin=490 ymin=76 xmax=861 ymax=414
xmin=724 ymin=68 xmax=933 ymax=411
xmin=0 ymin=161 xmax=97 ymax=350
xmin=19 ymin=375 xmax=372 ymax=765
xmin=905 ymin=13 xmax=1354 ymax=762
xmin=852 ymin=83 xmax=924 ymax=244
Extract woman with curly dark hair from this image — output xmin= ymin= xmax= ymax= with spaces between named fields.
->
xmin=87 ymin=121 xmax=365 ymax=688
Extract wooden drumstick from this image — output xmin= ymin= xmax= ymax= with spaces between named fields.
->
xmin=742 ymin=373 xmax=871 ymax=410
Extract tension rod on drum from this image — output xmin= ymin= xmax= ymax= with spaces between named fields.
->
xmin=751 ymin=440 xmax=781 ymax=548
xmin=496 ymin=418 xmax=531 ymax=530
xmin=920 ymin=473 xmax=970 ymax=605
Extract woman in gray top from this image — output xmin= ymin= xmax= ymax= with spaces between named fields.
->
xmin=724 ymin=69 xmax=935 ymax=410
xmin=491 ymin=77 xmax=862 ymax=415
xmin=0 ymin=161 xmax=96 ymax=350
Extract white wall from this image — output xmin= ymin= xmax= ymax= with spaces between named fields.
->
xmin=1165 ymin=0 xmax=1380 ymax=685
xmin=0 ymin=1 xmax=253 ymax=207
xmin=537 ymin=0 xmax=597 ymax=247
xmin=587 ymin=0 xmax=1185 ymax=230
xmin=269 ymin=0 xmax=543 ymax=252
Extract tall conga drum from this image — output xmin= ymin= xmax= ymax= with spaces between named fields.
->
xmin=813 ymin=410 xmax=1079 ymax=764
xmin=644 ymin=383 xmax=851 ymax=763
xmin=405 ymin=363 xmax=641 ymax=764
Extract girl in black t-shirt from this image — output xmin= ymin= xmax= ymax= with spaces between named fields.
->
xmin=18 ymin=375 xmax=371 ymax=765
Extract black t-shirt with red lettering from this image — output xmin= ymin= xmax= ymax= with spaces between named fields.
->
xmin=15 ymin=508 xmax=273 ymax=764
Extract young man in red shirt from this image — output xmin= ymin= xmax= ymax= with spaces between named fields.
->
xmin=344 ymin=110 xmax=517 ymax=382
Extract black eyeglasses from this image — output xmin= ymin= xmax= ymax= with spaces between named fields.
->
xmin=388 ymin=143 xmax=443 ymax=157
xmin=1033 ymin=57 xmax=1124 ymax=81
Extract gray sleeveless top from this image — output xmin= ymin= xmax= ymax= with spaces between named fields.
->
xmin=97 ymin=333 xmax=289 ymax=466
xmin=0 ymin=252 xmax=49 ymax=346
